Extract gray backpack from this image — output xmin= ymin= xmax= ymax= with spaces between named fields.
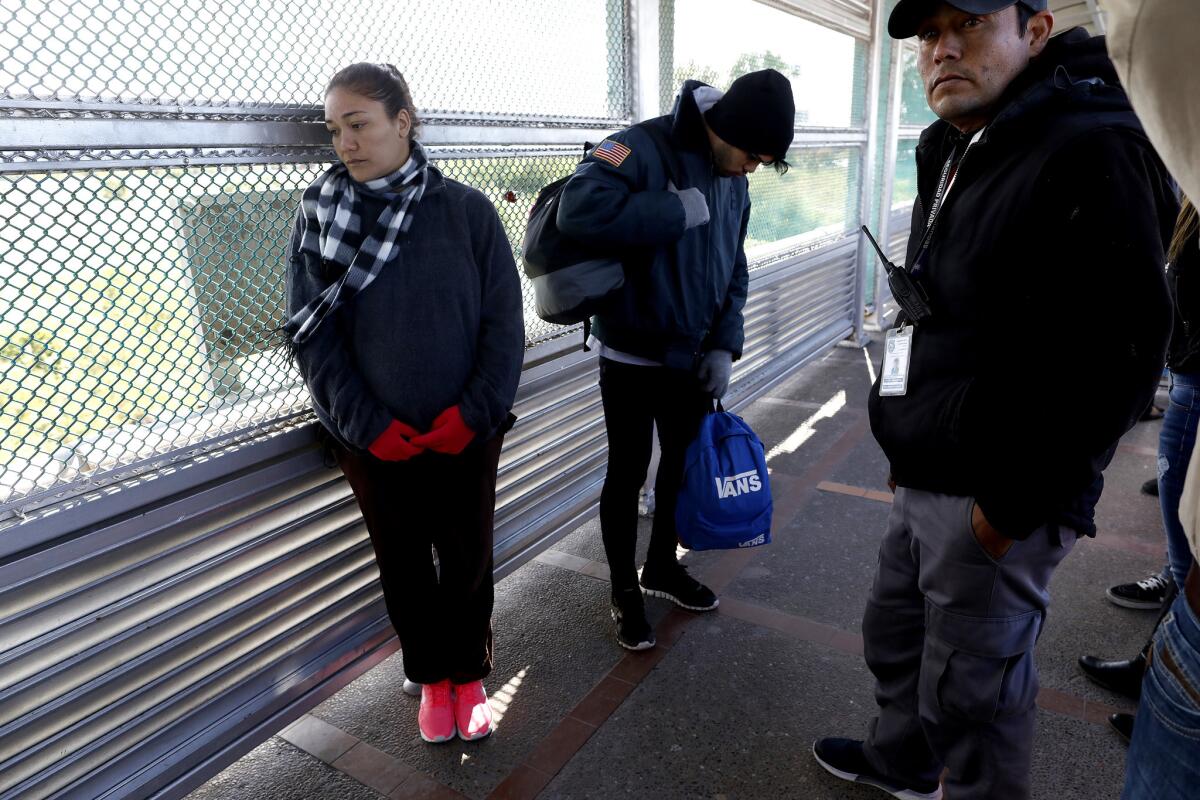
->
xmin=521 ymin=122 xmax=683 ymax=325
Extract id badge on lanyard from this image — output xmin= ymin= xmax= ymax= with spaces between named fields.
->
xmin=879 ymin=325 xmax=914 ymax=397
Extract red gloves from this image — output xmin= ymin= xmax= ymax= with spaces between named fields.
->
xmin=368 ymin=419 xmax=424 ymax=461
xmin=368 ymin=407 xmax=476 ymax=461
xmin=411 ymin=406 xmax=476 ymax=455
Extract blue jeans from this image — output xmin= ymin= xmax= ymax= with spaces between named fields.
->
xmin=1122 ymin=586 xmax=1200 ymax=799
xmin=1159 ymin=372 xmax=1200 ymax=590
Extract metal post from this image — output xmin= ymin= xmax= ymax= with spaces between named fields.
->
xmin=844 ymin=0 xmax=886 ymax=347
xmin=657 ymin=0 xmax=675 ymax=116
xmin=628 ymin=0 xmax=666 ymax=510
xmin=629 ymin=0 xmax=661 ymax=123
xmin=873 ymin=37 xmax=906 ymax=327
xmin=1085 ymin=0 xmax=1107 ymax=33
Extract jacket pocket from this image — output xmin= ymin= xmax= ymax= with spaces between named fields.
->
xmin=965 ymin=498 xmax=1014 ymax=564
xmin=1145 ymin=619 xmax=1200 ymax=735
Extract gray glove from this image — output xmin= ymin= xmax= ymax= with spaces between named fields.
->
xmin=668 ymin=180 xmax=709 ymax=229
xmin=697 ymin=349 xmax=733 ymax=399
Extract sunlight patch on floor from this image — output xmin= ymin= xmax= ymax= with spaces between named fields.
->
xmin=765 ymin=389 xmax=847 ymax=463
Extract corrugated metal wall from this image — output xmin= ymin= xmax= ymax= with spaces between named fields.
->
xmin=0 ymin=237 xmax=863 ymax=799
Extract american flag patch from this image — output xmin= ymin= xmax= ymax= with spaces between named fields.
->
xmin=592 ymin=139 xmax=631 ymax=168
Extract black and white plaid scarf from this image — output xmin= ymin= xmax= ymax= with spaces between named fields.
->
xmin=286 ymin=141 xmax=430 ymax=345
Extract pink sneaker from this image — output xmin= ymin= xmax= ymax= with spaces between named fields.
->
xmin=453 ymin=680 xmax=493 ymax=741
xmin=418 ymin=680 xmax=455 ymax=743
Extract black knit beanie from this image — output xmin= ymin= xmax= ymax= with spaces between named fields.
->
xmin=703 ymin=69 xmax=796 ymax=160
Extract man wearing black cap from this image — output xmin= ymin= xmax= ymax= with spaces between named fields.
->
xmin=812 ymin=3 xmax=1176 ymax=799
xmin=556 ymin=70 xmax=794 ymax=651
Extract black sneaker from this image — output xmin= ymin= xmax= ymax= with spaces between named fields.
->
xmin=812 ymin=738 xmax=943 ymax=800
xmin=639 ymin=562 xmax=718 ymax=611
xmin=611 ymin=588 xmax=655 ymax=651
xmin=1141 ymin=477 xmax=1159 ymax=497
xmin=1106 ymin=571 xmax=1171 ymax=610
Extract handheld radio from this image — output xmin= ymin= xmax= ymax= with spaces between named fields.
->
xmin=861 ymin=225 xmax=932 ymax=324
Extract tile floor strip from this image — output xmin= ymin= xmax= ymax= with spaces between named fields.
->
xmin=1118 ymin=443 xmax=1159 ymax=459
xmin=818 ymin=480 xmax=894 ymax=504
xmin=278 ymin=713 xmax=466 ymax=799
xmin=540 ymin=554 xmax=1125 ymax=729
xmin=485 ymin=610 xmax=692 ymax=800
xmin=332 ymin=741 xmax=416 ymax=795
xmin=718 ymin=597 xmax=1126 ymax=727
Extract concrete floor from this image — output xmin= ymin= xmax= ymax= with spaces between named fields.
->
xmin=188 ymin=340 xmax=1166 ymax=799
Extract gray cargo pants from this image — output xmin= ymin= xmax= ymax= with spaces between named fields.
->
xmin=861 ymin=488 xmax=1076 ymax=800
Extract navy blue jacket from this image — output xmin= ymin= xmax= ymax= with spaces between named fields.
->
xmin=556 ymin=81 xmax=751 ymax=371
xmin=286 ymin=167 xmax=524 ymax=451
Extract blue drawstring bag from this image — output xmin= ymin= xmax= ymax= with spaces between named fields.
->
xmin=675 ymin=402 xmax=773 ymax=550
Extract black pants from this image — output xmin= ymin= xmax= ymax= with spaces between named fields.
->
xmin=598 ymin=357 xmax=712 ymax=591
xmin=333 ymin=430 xmax=504 ymax=685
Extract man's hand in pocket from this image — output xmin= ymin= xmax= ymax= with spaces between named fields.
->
xmin=972 ymin=502 xmax=1014 ymax=560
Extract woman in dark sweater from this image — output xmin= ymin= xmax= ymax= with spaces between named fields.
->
xmin=284 ymin=63 xmax=524 ymax=744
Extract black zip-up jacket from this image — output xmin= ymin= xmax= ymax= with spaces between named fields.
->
xmin=869 ymin=29 xmax=1177 ymax=540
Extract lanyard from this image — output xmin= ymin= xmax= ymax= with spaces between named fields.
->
xmin=910 ymin=150 xmax=958 ymax=275
xmin=911 ymin=132 xmax=980 ymax=275
xmin=924 ymin=151 xmax=958 ymax=235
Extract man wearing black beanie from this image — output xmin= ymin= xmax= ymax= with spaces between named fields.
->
xmin=556 ymin=71 xmax=794 ymax=651
xmin=704 ymin=69 xmax=796 ymax=176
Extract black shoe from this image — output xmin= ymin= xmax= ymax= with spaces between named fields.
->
xmin=640 ymin=561 xmax=718 ymax=611
xmin=1141 ymin=478 xmax=1159 ymax=497
xmin=1078 ymin=653 xmax=1146 ymax=700
xmin=1109 ymin=712 xmax=1135 ymax=744
xmin=1106 ymin=572 xmax=1171 ymax=610
xmin=812 ymin=738 xmax=943 ymax=799
xmin=611 ymin=587 xmax=655 ymax=651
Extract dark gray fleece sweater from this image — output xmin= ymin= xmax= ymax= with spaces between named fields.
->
xmin=286 ymin=166 xmax=524 ymax=451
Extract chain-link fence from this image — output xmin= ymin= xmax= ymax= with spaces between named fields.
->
xmin=0 ymin=0 xmax=877 ymax=518
xmin=0 ymin=144 xmax=591 ymax=511
xmin=746 ymin=146 xmax=863 ymax=263
xmin=892 ymin=137 xmax=921 ymax=211
xmin=435 ymin=147 xmax=584 ymax=343
xmin=892 ymin=40 xmax=934 ymax=210
xmin=0 ymin=159 xmax=311 ymax=507
xmin=0 ymin=0 xmax=631 ymax=122
xmin=898 ymin=43 xmax=938 ymax=128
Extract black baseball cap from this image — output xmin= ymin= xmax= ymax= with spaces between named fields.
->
xmin=888 ymin=0 xmax=1047 ymax=39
